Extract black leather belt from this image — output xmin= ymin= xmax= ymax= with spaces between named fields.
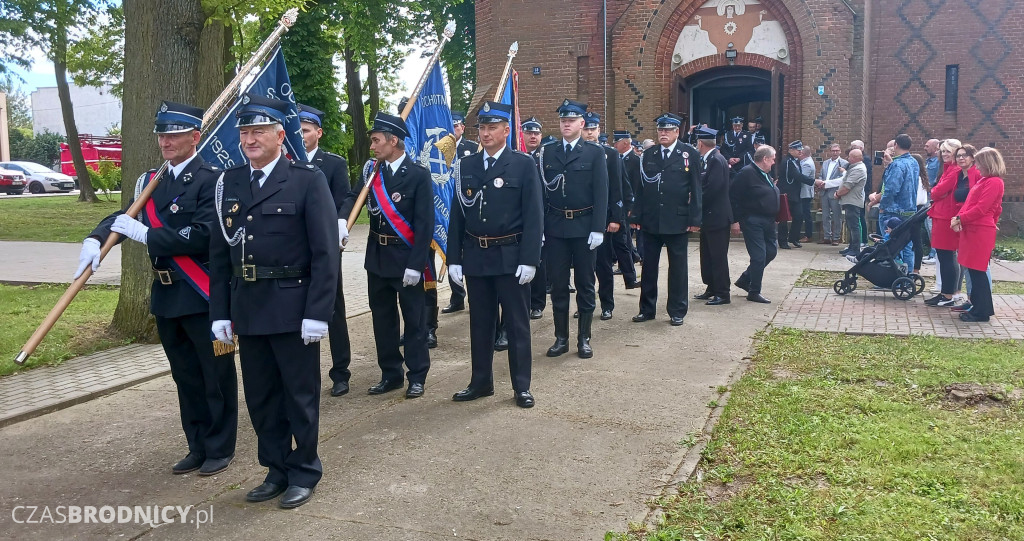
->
xmin=370 ymin=230 xmax=406 ymax=246
xmin=547 ymin=205 xmax=593 ymax=219
xmin=152 ymin=268 xmax=179 ymax=285
xmin=467 ymin=232 xmax=522 ymax=248
xmin=232 ymin=265 xmax=309 ymax=282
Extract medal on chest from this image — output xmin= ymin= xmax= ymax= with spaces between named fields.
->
xmin=683 ymin=152 xmax=690 ymax=172
xmin=493 ymin=178 xmax=504 ymax=188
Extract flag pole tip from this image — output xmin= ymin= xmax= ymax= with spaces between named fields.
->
xmin=283 ymin=8 xmax=299 ymax=26
xmin=510 ymin=42 xmax=519 ymax=54
xmin=443 ymin=21 xmax=457 ymax=38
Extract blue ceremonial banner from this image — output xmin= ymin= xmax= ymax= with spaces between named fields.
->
xmin=404 ymin=62 xmax=455 ymax=257
xmin=499 ymin=69 xmax=524 ymax=152
xmin=199 ymin=47 xmax=307 ymax=168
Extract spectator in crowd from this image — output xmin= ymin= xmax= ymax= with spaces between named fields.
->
xmin=952 ymin=147 xmax=1005 ymax=323
xmin=924 ymin=140 xmax=977 ymax=307
xmin=910 ymin=153 xmax=929 ymax=276
xmin=835 ymin=149 xmax=867 ymax=257
xmin=868 ymin=134 xmax=918 ymax=269
xmin=730 ymin=145 xmax=779 ymax=304
xmin=921 ymin=138 xmax=941 ymax=264
xmin=816 ymin=143 xmax=848 ymax=246
xmin=850 ymin=140 xmax=872 ymax=243
xmin=798 ymin=145 xmax=816 ymax=243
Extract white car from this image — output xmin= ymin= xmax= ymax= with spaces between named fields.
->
xmin=0 ymin=161 xmax=77 ymax=193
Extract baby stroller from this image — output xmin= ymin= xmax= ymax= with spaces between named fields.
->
xmin=832 ymin=205 xmax=929 ymax=300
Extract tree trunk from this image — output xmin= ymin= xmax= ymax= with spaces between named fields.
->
xmin=344 ymin=47 xmax=368 ymax=173
xmin=367 ymin=55 xmax=380 ymax=121
xmin=112 ymin=0 xmax=212 ymax=341
xmin=54 ymin=58 xmax=99 ymax=203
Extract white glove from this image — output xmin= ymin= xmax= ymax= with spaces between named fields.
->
xmin=402 ymin=268 xmax=422 ymax=287
xmin=448 ymin=264 xmax=464 ymax=288
xmin=301 ymin=319 xmax=329 ymax=345
xmin=515 ymin=264 xmax=537 ymax=285
xmin=111 ymin=214 xmax=149 ymax=244
xmin=338 ymin=219 xmax=349 ymax=248
xmin=588 ymin=232 xmax=604 ymax=250
xmin=73 ymin=238 xmax=102 ymax=279
xmin=211 ymin=320 xmax=233 ymax=345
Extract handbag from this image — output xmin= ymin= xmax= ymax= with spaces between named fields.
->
xmin=776 ymin=193 xmax=792 ymax=223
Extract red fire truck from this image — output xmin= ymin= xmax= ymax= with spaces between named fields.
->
xmin=60 ymin=134 xmax=123 ymax=178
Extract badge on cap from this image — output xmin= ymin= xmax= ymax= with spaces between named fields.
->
xmin=242 ymin=95 xmax=250 ymax=105
xmin=563 ymin=99 xmax=569 ymax=106
xmin=391 ymin=192 xmax=402 ymax=202
xmin=170 ymin=203 xmax=180 ymax=213
xmin=230 ymin=203 xmax=240 ymax=213
xmin=494 ymin=178 xmax=504 ymax=188
xmin=160 ymin=103 xmax=168 ymax=113
xmin=483 ymin=103 xmax=491 ymax=112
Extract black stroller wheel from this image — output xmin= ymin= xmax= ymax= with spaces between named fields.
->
xmin=833 ymin=280 xmax=849 ymax=295
xmin=909 ymin=273 xmax=925 ymax=295
xmin=892 ymin=276 xmax=915 ymax=300
xmin=849 ymin=280 xmax=858 ymax=292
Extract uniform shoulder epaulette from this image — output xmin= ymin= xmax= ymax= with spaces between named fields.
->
xmin=582 ymin=140 xmax=602 ymax=148
xmin=198 ymin=162 xmax=221 ymax=173
xmin=407 ymin=159 xmax=429 ymax=172
xmin=323 ymin=150 xmax=343 ymax=159
xmin=542 ymin=139 xmax=559 ymax=147
xmin=225 ymin=162 xmax=248 ymax=172
xmin=290 ymin=160 xmax=317 ymax=171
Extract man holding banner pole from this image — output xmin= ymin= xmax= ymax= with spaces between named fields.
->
xmin=442 ymin=112 xmax=475 ymax=314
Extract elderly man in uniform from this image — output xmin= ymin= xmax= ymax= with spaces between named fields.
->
xmin=355 ymin=112 xmax=434 ymax=398
xmin=447 ymin=102 xmax=543 ymax=408
xmin=776 ymin=141 xmax=816 ymax=248
xmin=522 ymin=116 xmax=548 ymax=319
xmin=692 ymin=127 xmax=733 ymax=305
xmin=209 ymin=93 xmax=338 ymax=508
xmin=298 ymin=104 xmax=356 ymax=398
xmin=631 ymin=113 xmax=702 ymax=326
xmin=443 ymin=111 xmax=476 ymax=314
xmin=539 ymin=99 xmax=608 ymax=358
xmin=722 ymin=116 xmax=753 ymax=176
xmin=79 ymin=101 xmax=237 ymax=477
xmin=731 ymin=145 xmax=780 ymax=304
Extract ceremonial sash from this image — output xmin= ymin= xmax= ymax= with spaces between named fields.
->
xmin=141 ymin=172 xmax=212 ymax=301
xmin=370 ymin=166 xmax=415 ymax=247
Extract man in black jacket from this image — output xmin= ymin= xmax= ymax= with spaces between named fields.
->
xmin=631 ymin=113 xmax=702 ymax=326
xmin=693 ymin=127 xmax=733 ymax=305
xmin=613 ymin=130 xmax=644 ymax=268
xmin=522 ymin=116 xmax=548 ymax=319
xmin=730 ymin=146 xmax=780 ymax=304
xmin=298 ymin=104 xmax=355 ymax=398
xmin=443 ymin=111 xmax=477 ymax=313
xmin=447 ymin=102 xmax=543 ymax=408
xmin=776 ymin=140 xmax=815 ymax=248
xmin=209 ymin=94 xmax=339 ymax=508
xmin=79 ymin=100 xmax=237 ymax=478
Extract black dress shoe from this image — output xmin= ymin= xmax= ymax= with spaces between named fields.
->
xmin=530 ymin=309 xmax=544 ymax=320
xmin=624 ymin=280 xmax=641 ymax=290
xmin=706 ymin=296 xmax=731 ymax=306
xmin=330 ymin=381 xmax=349 ymax=397
xmin=405 ymin=382 xmax=424 ymax=398
xmin=426 ymin=328 xmax=438 ymax=349
xmin=441 ymin=303 xmax=465 ymax=314
xmin=778 ymin=243 xmax=792 ymax=249
xmin=198 ymin=454 xmax=234 ymax=476
xmin=632 ymin=313 xmax=655 ymax=323
xmin=172 ymin=452 xmax=205 ymax=474
xmin=368 ymin=379 xmax=403 ymax=395
xmin=600 ymin=309 xmax=613 ymax=320
xmin=279 ymin=486 xmax=315 ymax=509
xmin=791 ymin=241 xmax=802 ymax=248
xmin=734 ymin=280 xmax=750 ymax=292
xmin=546 ymin=338 xmax=569 ymax=357
xmin=493 ymin=332 xmax=509 ymax=351
xmin=246 ymin=481 xmax=286 ymax=502
xmin=515 ymin=391 xmax=535 ymax=408
xmin=452 ymin=386 xmax=495 ymax=401
xmin=959 ymin=311 xmax=990 ymax=322
xmin=670 ymin=316 xmax=685 ymax=326
xmin=693 ymin=290 xmax=713 ymax=300
xmin=573 ymin=311 xmax=579 ymax=319
xmin=568 ymin=285 xmax=576 ymax=293
xmin=746 ymin=293 xmax=772 ymax=304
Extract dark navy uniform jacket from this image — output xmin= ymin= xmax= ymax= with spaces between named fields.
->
xmin=622 ymin=151 xmax=641 ymax=219
xmin=91 ymin=155 xmax=220 ymax=319
xmin=722 ymin=129 xmax=754 ymax=171
xmin=456 ymin=138 xmax=478 ymax=160
xmin=539 ymin=139 xmax=609 ymax=238
xmin=778 ymin=156 xmax=815 ymax=198
xmin=601 ymin=146 xmax=625 ymax=226
xmin=353 ymin=157 xmax=434 ymax=278
xmin=634 ymin=142 xmax=704 ymax=235
xmin=447 ymin=148 xmax=544 ymax=276
xmin=308 ymin=148 xmax=352 ymax=216
xmin=700 ymin=148 xmax=734 ymax=231
xmin=208 ymin=157 xmax=339 ymax=335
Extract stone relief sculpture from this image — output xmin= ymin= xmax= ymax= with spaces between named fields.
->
xmin=671 ymin=0 xmax=790 ymax=69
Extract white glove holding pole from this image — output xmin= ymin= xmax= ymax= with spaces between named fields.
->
xmin=402 ymin=268 xmax=422 ymax=287
xmin=111 ymin=214 xmax=149 ymax=244
xmin=212 ymin=320 xmax=234 ymax=345
xmin=338 ymin=219 xmax=349 ymax=248
xmin=588 ymin=232 xmax=604 ymax=250
xmin=300 ymin=319 xmax=329 ymax=345
xmin=73 ymin=238 xmax=102 ymax=279
xmin=515 ymin=265 xmax=537 ymax=285
xmin=448 ymin=264 xmax=463 ymax=288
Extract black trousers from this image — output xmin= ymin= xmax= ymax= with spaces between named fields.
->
xmin=737 ymin=214 xmax=778 ymax=295
xmin=639 ymin=230 xmax=690 ymax=318
xmin=367 ymin=272 xmax=430 ymax=384
xmin=843 ymin=204 xmax=861 ymax=254
xmin=530 ymin=257 xmax=547 ymax=311
xmin=238 ymin=332 xmax=321 ymax=488
xmin=776 ymin=195 xmax=803 ymax=245
xmin=547 ymin=236 xmax=597 ymax=317
xmin=425 ymin=286 xmax=438 ymax=331
xmin=699 ymin=227 xmax=731 ymax=298
xmin=936 ymin=249 xmax=959 ymax=295
xmin=631 ymin=226 xmax=644 ymax=261
xmin=911 ymin=205 xmax=926 ymax=270
xmin=328 ymin=264 xmax=352 ymax=385
xmin=448 ymin=279 xmax=466 ymax=307
xmin=466 ymin=274 xmax=532 ymax=393
xmin=967 ymin=267 xmax=994 ymax=319
xmin=155 ymin=313 xmax=238 ymax=460
xmin=596 ymin=228 xmax=638 ymax=311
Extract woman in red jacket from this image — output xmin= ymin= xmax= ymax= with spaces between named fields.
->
xmin=952 ymin=147 xmax=1005 ymax=322
xmin=924 ymin=140 xmax=980 ymax=306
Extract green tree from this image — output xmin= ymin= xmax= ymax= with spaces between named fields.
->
xmin=0 ymin=75 xmax=33 ymax=130
xmin=67 ymin=3 xmax=124 ymax=98
xmin=415 ymin=0 xmax=475 ymax=112
xmin=9 ymin=129 xmax=65 ymax=166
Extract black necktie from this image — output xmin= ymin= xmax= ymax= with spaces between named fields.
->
xmin=663 ymin=148 xmax=670 ymax=161
xmin=486 ymin=156 xmax=496 ymax=170
xmin=565 ymin=143 xmax=572 ymax=154
xmin=250 ymin=170 xmax=264 ymax=197
xmin=164 ymin=169 xmax=175 ymax=184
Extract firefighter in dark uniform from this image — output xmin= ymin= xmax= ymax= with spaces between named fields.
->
xmin=611 ymin=130 xmax=641 ymax=286
xmin=77 ymin=101 xmax=237 ymax=477
xmin=721 ymin=116 xmax=753 ymax=176
xmin=209 ymin=94 xmax=339 ymax=509
xmin=776 ymin=140 xmax=815 ymax=248
xmin=692 ymin=127 xmax=734 ymax=305
xmin=443 ymin=111 xmax=476 ymax=313
xmin=447 ymin=102 xmax=543 ymax=408
xmin=631 ymin=113 xmax=703 ymax=326
xmin=619 ymin=133 xmax=645 ymax=264
xmin=539 ymin=98 xmax=608 ymax=358
xmin=754 ymin=116 xmax=769 ymax=145
xmin=298 ymin=104 xmax=355 ymax=398
xmin=522 ymin=116 xmax=547 ymax=319
xmin=354 ymin=113 xmax=434 ymax=398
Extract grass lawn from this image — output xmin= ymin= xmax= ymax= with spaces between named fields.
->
xmin=610 ymin=329 xmax=1024 ymax=540
xmin=0 ymin=283 xmax=128 ymax=377
xmin=797 ymin=268 xmax=1024 ymax=294
xmin=0 ymin=195 xmax=123 ymax=242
